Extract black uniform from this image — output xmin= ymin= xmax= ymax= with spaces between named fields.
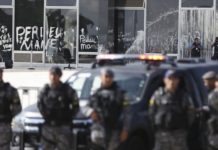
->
xmin=0 ymin=81 xmax=22 ymax=150
xmin=149 ymin=87 xmax=194 ymax=150
xmin=37 ymin=82 xmax=79 ymax=150
xmin=191 ymin=42 xmax=202 ymax=58
xmin=212 ymin=42 xmax=218 ymax=60
xmin=207 ymin=90 xmax=218 ymax=150
xmin=88 ymin=82 xmax=130 ymax=150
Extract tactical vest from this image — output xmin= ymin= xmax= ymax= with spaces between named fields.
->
xmin=41 ymin=83 xmax=73 ymax=125
xmin=0 ymin=83 xmax=13 ymax=122
xmin=154 ymin=90 xmax=188 ymax=130
xmin=214 ymin=43 xmax=218 ymax=53
xmin=94 ymin=88 xmax=123 ymax=129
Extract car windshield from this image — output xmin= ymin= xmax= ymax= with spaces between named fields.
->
xmin=68 ymin=72 xmax=146 ymax=103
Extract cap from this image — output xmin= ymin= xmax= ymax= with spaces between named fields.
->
xmin=202 ymin=71 xmax=216 ymax=80
xmin=49 ymin=66 xmax=62 ymax=77
xmin=164 ymin=70 xmax=180 ymax=78
xmin=100 ymin=68 xmax=114 ymax=78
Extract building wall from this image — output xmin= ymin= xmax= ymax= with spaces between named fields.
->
xmin=0 ymin=0 xmax=217 ymax=64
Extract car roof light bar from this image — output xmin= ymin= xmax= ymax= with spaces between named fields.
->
xmin=96 ymin=54 xmax=166 ymax=62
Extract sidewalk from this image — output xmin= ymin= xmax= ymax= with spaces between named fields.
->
xmin=3 ymin=62 xmax=92 ymax=72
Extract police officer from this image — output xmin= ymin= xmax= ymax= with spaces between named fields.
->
xmin=211 ymin=37 xmax=218 ymax=60
xmin=86 ymin=68 xmax=130 ymax=150
xmin=202 ymin=71 xmax=216 ymax=95
xmin=37 ymin=66 xmax=79 ymax=150
xmin=0 ymin=68 xmax=22 ymax=150
xmin=207 ymin=75 xmax=218 ymax=150
xmin=191 ymin=38 xmax=202 ymax=58
xmin=149 ymin=70 xmax=195 ymax=150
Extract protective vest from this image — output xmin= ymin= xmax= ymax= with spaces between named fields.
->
xmin=0 ymin=83 xmax=13 ymax=122
xmin=91 ymin=84 xmax=124 ymax=129
xmin=41 ymin=83 xmax=74 ymax=125
xmin=154 ymin=89 xmax=188 ymax=130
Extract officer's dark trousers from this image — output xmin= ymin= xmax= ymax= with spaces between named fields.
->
xmin=153 ymin=130 xmax=188 ymax=150
xmin=41 ymin=125 xmax=73 ymax=150
xmin=0 ymin=123 xmax=11 ymax=150
xmin=91 ymin=127 xmax=121 ymax=150
xmin=212 ymin=53 xmax=218 ymax=61
xmin=106 ymin=130 xmax=120 ymax=150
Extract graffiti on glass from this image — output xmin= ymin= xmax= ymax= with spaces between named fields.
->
xmin=16 ymin=26 xmax=65 ymax=51
xmin=0 ymin=25 xmax=12 ymax=52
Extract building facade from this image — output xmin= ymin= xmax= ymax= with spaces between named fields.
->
xmin=0 ymin=0 xmax=217 ymax=64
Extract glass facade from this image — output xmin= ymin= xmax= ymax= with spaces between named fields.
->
xmin=45 ymin=9 xmax=77 ymax=63
xmin=216 ymin=0 xmax=218 ymax=39
xmin=114 ymin=10 xmax=144 ymax=54
xmin=179 ymin=10 xmax=215 ymax=58
xmin=0 ymin=0 xmax=12 ymax=5
xmin=0 ymin=8 xmax=12 ymax=63
xmin=146 ymin=0 xmax=179 ymax=54
xmin=15 ymin=0 xmax=44 ymax=51
xmin=0 ymin=0 xmax=218 ymax=63
xmin=79 ymin=0 xmax=102 ymax=53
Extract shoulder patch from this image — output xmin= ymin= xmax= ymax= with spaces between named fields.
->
xmin=149 ymin=98 xmax=155 ymax=106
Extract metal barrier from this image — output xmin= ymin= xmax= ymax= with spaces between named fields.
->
xmin=183 ymin=49 xmax=213 ymax=59
xmin=17 ymin=86 xmax=41 ymax=109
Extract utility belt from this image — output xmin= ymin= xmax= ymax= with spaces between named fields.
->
xmin=44 ymin=120 xmax=72 ymax=127
xmin=156 ymin=125 xmax=187 ymax=132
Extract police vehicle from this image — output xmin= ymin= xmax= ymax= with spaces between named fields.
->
xmin=11 ymin=54 xmax=218 ymax=150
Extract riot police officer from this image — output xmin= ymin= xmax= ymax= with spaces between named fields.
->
xmin=191 ymin=38 xmax=202 ymax=58
xmin=86 ymin=68 xmax=130 ymax=150
xmin=0 ymin=68 xmax=21 ymax=150
xmin=207 ymin=75 xmax=218 ymax=150
xmin=37 ymin=66 xmax=79 ymax=150
xmin=149 ymin=69 xmax=195 ymax=150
